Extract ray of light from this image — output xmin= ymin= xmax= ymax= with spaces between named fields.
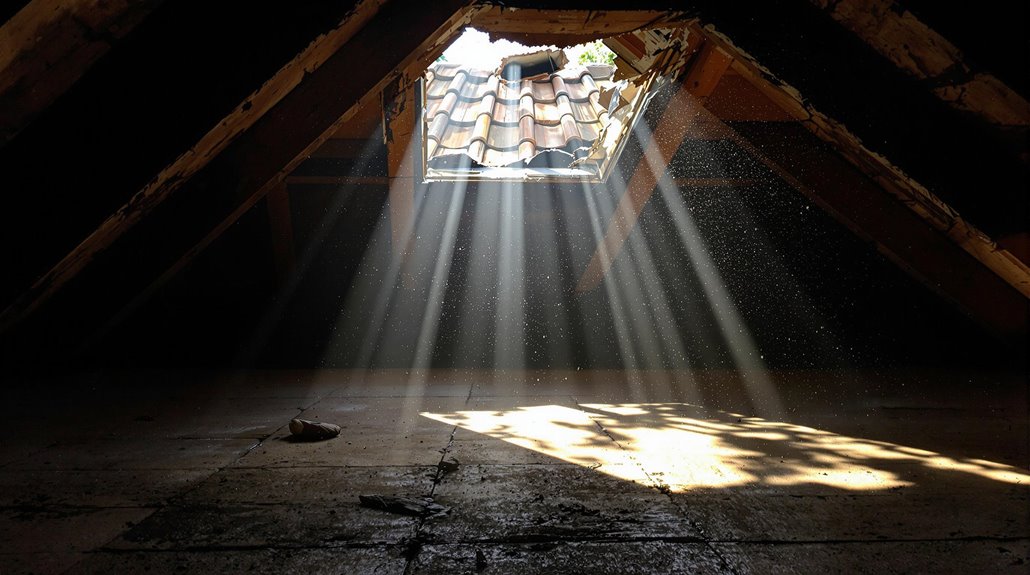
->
xmin=632 ymin=117 xmax=786 ymax=419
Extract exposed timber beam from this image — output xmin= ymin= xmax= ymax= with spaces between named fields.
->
xmin=694 ymin=24 xmax=1030 ymax=303
xmin=0 ymin=0 xmax=479 ymax=350
xmin=576 ymin=40 xmax=732 ymax=293
xmin=471 ymin=7 xmax=688 ymax=46
xmin=383 ymin=75 xmax=419 ymax=262
xmin=808 ymin=0 xmax=1028 ymax=139
xmin=0 ymin=0 xmax=164 ymax=145
xmin=0 ymin=0 xmax=391 ymax=334
xmin=689 ymin=100 xmax=1027 ymax=338
xmin=112 ymin=2 xmax=476 ymax=325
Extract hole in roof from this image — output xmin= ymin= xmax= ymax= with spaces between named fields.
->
xmin=421 ymin=27 xmax=679 ymax=183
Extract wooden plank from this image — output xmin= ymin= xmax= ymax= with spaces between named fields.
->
xmin=695 ymin=24 xmax=1030 ymax=302
xmin=384 ymin=76 xmax=418 ymax=261
xmin=576 ymin=41 xmax=731 ymax=293
xmin=60 ymin=1 xmax=478 ymax=343
xmin=686 ymin=98 xmax=1027 ymax=337
xmin=811 ymin=0 xmax=1028 ymax=128
xmin=0 ymin=0 xmax=390 ymax=334
xmin=471 ymin=8 xmax=683 ymax=36
xmin=265 ymin=180 xmax=294 ymax=286
xmin=0 ymin=0 xmax=164 ymax=145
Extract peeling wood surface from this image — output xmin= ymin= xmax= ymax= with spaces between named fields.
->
xmin=809 ymin=0 xmax=1029 ymax=129
xmin=696 ymin=24 xmax=1030 ymax=302
xmin=0 ymin=0 xmax=164 ymax=145
xmin=96 ymin=1 xmax=479 ymax=338
xmin=472 ymin=8 xmax=686 ymax=36
xmin=0 ymin=0 xmax=388 ymax=334
xmin=677 ymin=91 xmax=1027 ymax=337
xmin=384 ymin=77 xmax=418 ymax=261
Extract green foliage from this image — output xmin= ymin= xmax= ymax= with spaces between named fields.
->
xmin=577 ymin=41 xmax=616 ymax=66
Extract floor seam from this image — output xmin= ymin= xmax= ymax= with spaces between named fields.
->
xmin=572 ymin=397 xmax=741 ymax=575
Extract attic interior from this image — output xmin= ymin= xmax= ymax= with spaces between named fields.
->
xmin=0 ymin=1 xmax=1027 ymax=573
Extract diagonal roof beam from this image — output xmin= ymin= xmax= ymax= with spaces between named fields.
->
xmin=576 ymin=39 xmax=732 ymax=293
xmin=0 ymin=0 xmax=479 ymax=348
xmin=0 ymin=0 xmax=164 ymax=146
xmin=0 ymin=0 xmax=392 ymax=334
xmin=695 ymin=23 xmax=1030 ymax=302
xmin=688 ymin=99 xmax=1028 ymax=338
xmin=808 ymin=0 xmax=1028 ymax=154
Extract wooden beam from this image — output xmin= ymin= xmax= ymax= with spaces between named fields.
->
xmin=687 ymin=97 xmax=1027 ymax=338
xmin=11 ymin=0 xmax=479 ymax=348
xmin=471 ymin=7 xmax=688 ymax=45
xmin=809 ymin=0 xmax=1028 ymax=130
xmin=0 ymin=0 xmax=163 ymax=145
xmin=265 ymin=180 xmax=295 ymax=286
xmin=122 ymin=2 xmax=475 ymax=311
xmin=695 ymin=24 xmax=1030 ymax=302
xmin=0 ymin=0 xmax=390 ymax=334
xmin=576 ymin=41 xmax=732 ymax=293
xmin=383 ymin=75 xmax=418 ymax=261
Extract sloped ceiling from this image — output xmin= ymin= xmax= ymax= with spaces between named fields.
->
xmin=0 ymin=0 xmax=1025 ymax=362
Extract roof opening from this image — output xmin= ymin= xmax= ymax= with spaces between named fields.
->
xmin=420 ymin=27 xmax=686 ymax=184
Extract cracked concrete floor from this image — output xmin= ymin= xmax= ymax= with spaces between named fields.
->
xmin=0 ymin=369 xmax=1026 ymax=574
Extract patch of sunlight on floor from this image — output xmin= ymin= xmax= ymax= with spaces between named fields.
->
xmin=422 ymin=403 xmax=1030 ymax=492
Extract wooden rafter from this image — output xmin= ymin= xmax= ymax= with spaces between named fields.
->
xmin=690 ymin=101 xmax=1027 ymax=337
xmin=809 ymin=0 xmax=1028 ymax=132
xmin=576 ymin=40 xmax=732 ymax=293
xmin=33 ymin=1 xmax=480 ymax=343
xmin=0 ymin=0 xmax=391 ymax=333
xmin=471 ymin=7 xmax=688 ymax=46
xmin=0 ymin=0 xmax=164 ymax=145
xmin=694 ymin=23 xmax=1030 ymax=301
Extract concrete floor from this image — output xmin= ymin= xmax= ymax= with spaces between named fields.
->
xmin=0 ymin=368 xmax=1026 ymax=574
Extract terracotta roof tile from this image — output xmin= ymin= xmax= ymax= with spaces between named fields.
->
xmin=425 ymin=63 xmax=610 ymax=169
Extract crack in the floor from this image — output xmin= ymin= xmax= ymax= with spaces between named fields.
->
xmin=572 ymin=396 xmax=741 ymax=575
xmin=401 ymin=419 xmax=460 ymax=575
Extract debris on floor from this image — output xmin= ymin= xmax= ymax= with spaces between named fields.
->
xmin=476 ymin=548 xmax=488 ymax=572
xmin=438 ymin=457 xmax=460 ymax=475
xmin=288 ymin=418 xmax=341 ymax=440
xmin=359 ymin=495 xmax=451 ymax=518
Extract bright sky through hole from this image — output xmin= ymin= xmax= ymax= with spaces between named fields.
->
xmin=441 ymin=28 xmax=594 ymax=70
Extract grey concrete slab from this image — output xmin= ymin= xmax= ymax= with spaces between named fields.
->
xmin=8 ymin=437 xmax=257 ymax=470
xmin=66 ymin=546 xmax=409 ymax=574
xmin=0 ymin=506 xmax=154 ymax=571
xmin=424 ymin=464 xmax=698 ymax=543
xmin=715 ymin=539 xmax=1030 ymax=574
xmin=0 ymin=468 xmax=213 ymax=507
xmin=106 ymin=466 xmax=436 ymax=551
xmin=413 ymin=541 xmax=729 ymax=574
xmin=0 ymin=551 xmax=85 ymax=575
xmin=237 ymin=397 xmax=463 ymax=468
xmin=330 ymin=370 xmax=476 ymax=398
xmin=107 ymin=503 xmax=415 ymax=550
xmin=95 ymin=396 xmax=310 ymax=440
xmin=175 ymin=466 xmax=436 ymax=506
xmin=672 ymin=488 xmax=1029 ymax=542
